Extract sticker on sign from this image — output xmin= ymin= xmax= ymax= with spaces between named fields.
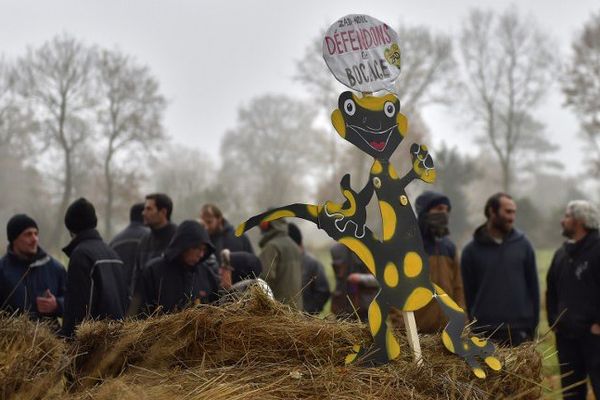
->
xmin=323 ymin=14 xmax=401 ymax=93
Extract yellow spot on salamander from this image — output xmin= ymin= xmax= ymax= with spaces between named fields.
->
xmin=403 ymin=252 xmax=423 ymax=278
xmin=339 ymin=237 xmax=376 ymax=275
xmin=379 ymin=201 xmax=396 ymax=241
xmin=388 ymin=164 xmax=399 ymax=179
xmin=368 ymin=301 xmax=382 ymax=336
xmin=262 ymin=210 xmax=296 ymax=222
xmin=485 ymin=356 xmax=502 ymax=371
xmin=344 ymin=344 xmax=361 ymax=365
xmin=307 ymin=205 xmax=320 ymax=217
xmin=404 ymin=287 xmax=433 ymax=311
xmin=383 ymin=262 xmax=399 ymax=288
xmin=471 ymin=336 xmax=487 ymax=348
xmin=341 ymin=190 xmax=357 ymax=217
xmin=371 ymin=160 xmax=383 ymax=175
xmin=386 ymin=327 xmax=401 ymax=360
xmin=442 ymin=331 xmax=454 ymax=353
xmin=235 ymin=222 xmax=246 ymax=237
xmin=473 ymin=368 xmax=486 ymax=379
xmin=433 ymin=283 xmax=464 ymax=313
xmin=331 ymin=109 xmax=346 ymax=138
xmin=397 ymin=113 xmax=408 ymax=137
xmin=355 ymin=92 xmax=398 ymax=111
xmin=399 ymin=195 xmax=408 ymax=206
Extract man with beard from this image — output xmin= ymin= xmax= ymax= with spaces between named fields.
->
xmin=461 ymin=192 xmax=539 ymax=346
xmin=547 ymin=200 xmax=600 ymax=399
xmin=200 ymin=203 xmax=254 ymax=260
xmin=0 ymin=214 xmax=66 ymax=330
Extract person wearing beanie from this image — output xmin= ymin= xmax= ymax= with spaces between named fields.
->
xmin=61 ymin=198 xmax=129 ymax=338
xmin=288 ymin=222 xmax=330 ymax=315
xmin=135 ymin=220 xmax=219 ymax=315
xmin=393 ymin=191 xmax=464 ymax=333
xmin=109 ymin=203 xmax=150 ymax=294
xmin=547 ymin=200 xmax=600 ymax=399
xmin=0 ymin=214 xmax=66 ymax=330
xmin=258 ymin=218 xmax=303 ymax=310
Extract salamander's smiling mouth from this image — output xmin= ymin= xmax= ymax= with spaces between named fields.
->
xmin=347 ymin=124 xmax=397 ymax=152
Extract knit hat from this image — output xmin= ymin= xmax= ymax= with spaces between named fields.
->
xmin=7 ymin=214 xmax=38 ymax=243
xmin=64 ymin=198 xmax=97 ymax=234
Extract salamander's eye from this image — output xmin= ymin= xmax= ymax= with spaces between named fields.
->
xmin=344 ymin=99 xmax=356 ymax=116
xmin=384 ymin=101 xmax=395 ymax=117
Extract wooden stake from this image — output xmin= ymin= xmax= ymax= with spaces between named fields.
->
xmin=402 ymin=311 xmax=423 ymax=365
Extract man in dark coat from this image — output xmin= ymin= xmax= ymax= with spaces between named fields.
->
xmin=201 ymin=203 xmax=254 ymax=260
xmin=258 ymin=219 xmax=303 ymax=310
xmin=137 ymin=220 xmax=219 ymax=314
xmin=461 ymin=192 xmax=539 ymax=346
xmin=128 ymin=193 xmax=177 ymax=313
xmin=409 ymin=191 xmax=465 ymax=333
xmin=109 ymin=203 xmax=149 ymax=293
xmin=288 ymin=222 xmax=330 ymax=315
xmin=547 ymin=200 xmax=600 ymax=399
xmin=0 ymin=214 xmax=66 ymax=329
xmin=61 ymin=198 xmax=129 ymax=338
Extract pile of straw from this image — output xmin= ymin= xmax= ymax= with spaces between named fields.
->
xmin=1 ymin=289 xmax=544 ymax=399
xmin=0 ymin=314 xmax=66 ymax=399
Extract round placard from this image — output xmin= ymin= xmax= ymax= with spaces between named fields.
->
xmin=322 ymin=14 xmax=401 ymax=92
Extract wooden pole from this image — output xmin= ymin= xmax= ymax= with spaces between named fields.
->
xmin=402 ymin=311 xmax=423 ymax=365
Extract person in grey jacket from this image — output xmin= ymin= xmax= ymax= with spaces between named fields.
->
xmin=258 ymin=218 xmax=303 ymax=310
xmin=461 ymin=192 xmax=539 ymax=346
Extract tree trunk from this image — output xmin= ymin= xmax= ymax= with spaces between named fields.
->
xmin=52 ymin=147 xmax=72 ymax=249
xmin=104 ymin=149 xmax=114 ymax=239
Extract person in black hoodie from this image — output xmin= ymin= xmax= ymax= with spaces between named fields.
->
xmin=461 ymin=192 xmax=539 ymax=346
xmin=61 ymin=198 xmax=128 ymax=338
xmin=136 ymin=220 xmax=219 ymax=315
xmin=0 ymin=214 xmax=66 ymax=330
xmin=547 ymin=200 xmax=600 ymax=400
xmin=109 ymin=203 xmax=149 ymax=293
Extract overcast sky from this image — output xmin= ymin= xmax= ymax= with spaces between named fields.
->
xmin=1 ymin=0 xmax=598 ymax=175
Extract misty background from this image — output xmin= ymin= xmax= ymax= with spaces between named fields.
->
xmin=0 ymin=0 xmax=599 ymax=255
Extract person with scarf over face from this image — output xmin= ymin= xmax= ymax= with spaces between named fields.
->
xmin=136 ymin=220 xmax=219 ymax=315
xmin=392 ymin=191 xmax=466 ymax=333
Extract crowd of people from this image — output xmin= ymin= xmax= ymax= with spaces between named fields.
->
xmin=0 ymin=191 xmax=598 ymax=399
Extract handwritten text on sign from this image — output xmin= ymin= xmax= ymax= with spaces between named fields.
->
xmin=323 ymin=15 xmax=401 ymax=92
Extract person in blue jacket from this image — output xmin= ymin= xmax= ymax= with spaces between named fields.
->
xmin=0 ymin=214 xmax=66 ymax=330
xmin=461 ymin=192 xmax=539 ymax=346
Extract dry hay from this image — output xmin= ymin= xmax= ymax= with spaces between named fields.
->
xmin=0 ymin=314 xmax=67 ymax=399
xmin=65 ymin=288 xmax=543 ymax=399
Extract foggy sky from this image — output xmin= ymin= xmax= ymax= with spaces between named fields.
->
xmin=0 ymin=0 xmax=597 ymax=174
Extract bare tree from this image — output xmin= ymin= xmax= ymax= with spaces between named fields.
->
xmin=563 ymin=12 xmax=600 ymax=175
xmin=96 ymin=48 xmax=166 ymax=236
xmin=219 ymin=95 xmax=326 ymax=221
xmin=14 ymin=34 xmax=97 ymax=245
xmin=457 ymin=7 xmax=557 ymax=192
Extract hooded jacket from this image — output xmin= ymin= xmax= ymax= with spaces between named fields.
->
xmin=137 ymin=220 xmax=218 ymax=315
xmin=61 ymin=229 xmax=129 ymax=337
xmin=411 ymin=191 xmax=465 ymax=333
xmin=301 ymin=251 xmax=330 ymax=315
xmin=461 ymin=225 xmax=539 ymax=333
xmin=210 ymin=219 xmax=254 ymax=260
xmin=258 ymin=219 xmax=303 ymax=310
xmin=547 ymin=230 xmax=600 ymax=338
xmin=0 ymin=247 xmax=66 ymax=323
